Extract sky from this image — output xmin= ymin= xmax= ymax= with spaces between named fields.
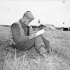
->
xmin=0 ymin=0 xmax=70 ymax=27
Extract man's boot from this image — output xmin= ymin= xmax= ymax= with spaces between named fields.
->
xmin=38 ymin=45 xmax=48 ymax=58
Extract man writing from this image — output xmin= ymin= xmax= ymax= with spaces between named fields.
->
xmin=10 ymin=11 xmax=51 ymax=57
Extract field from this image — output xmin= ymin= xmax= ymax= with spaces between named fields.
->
xmin=0 ymin=25 xmax=70 ymax=70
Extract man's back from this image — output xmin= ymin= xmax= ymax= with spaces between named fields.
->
xmin=11 ymin=21 xmax=29 ymax=44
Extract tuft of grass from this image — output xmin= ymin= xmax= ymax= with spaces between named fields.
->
xmin=3 ymin=48 xmax=70 ymax=70
xmin=3 ymin=49 xmax=52 ymax=70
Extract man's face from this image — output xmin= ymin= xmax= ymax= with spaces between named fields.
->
xmin=28 ymin=18 xmax=32 ymax=22
xmin=24 ymin=15 xmax=33 ymax=22
xmin=25 ymin=18 xmax=32 ymax=25
xmin=23 ymin=12 xmax=34 ymax=25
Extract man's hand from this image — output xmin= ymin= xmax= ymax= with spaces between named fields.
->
xmin=29 ymin=25 xmax=39 ymax=35
xmin=29 ymin=33 xmax=36 ymax=39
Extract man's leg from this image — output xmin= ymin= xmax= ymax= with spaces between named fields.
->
xmin=41 ymin=35 xmax=51 ymax=53
xmin=35 ymin=35 xmax=47 ymax=57
xmin=35 ymin=35 xmax=45 ymax=50
xmin=35 ymin=35 xmax=51 ymax=57
xmin=11 ymin=38 xmax=35 ymax=51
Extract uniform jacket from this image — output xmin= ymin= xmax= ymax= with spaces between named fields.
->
xmin=11 ymin=19 xmax=30 ymax=44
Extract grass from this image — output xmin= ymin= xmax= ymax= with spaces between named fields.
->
xmin=3 ymin=47 xmax=70 ymax=70
xmin=0 ymin=26 xmax=70 ymax=70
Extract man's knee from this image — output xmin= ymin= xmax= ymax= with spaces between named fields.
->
xmin=35 ymin=35 xmax=45 ymax=50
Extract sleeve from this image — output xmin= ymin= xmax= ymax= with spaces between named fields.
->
xmin=11 ymin=23 xmax=21 ymax=43
xmin=11 ymin=23 xmax=29 ymax=44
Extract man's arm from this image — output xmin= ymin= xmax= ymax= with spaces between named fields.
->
xmin=11 ymin=23 xmax=29 ymax=44
xmin=29 ymin=25 xmax=39 ymax=35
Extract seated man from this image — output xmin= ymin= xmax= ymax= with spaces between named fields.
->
xmin=10 ymin=11 xmax=51 ymax=57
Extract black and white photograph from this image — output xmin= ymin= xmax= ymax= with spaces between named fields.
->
xmin=0 ymin=0 xmax=70 ymax=70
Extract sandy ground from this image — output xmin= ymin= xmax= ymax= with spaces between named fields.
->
xmin=0 ymin=26 xmax=70 ymax=70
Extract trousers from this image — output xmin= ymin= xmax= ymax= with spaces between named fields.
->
xmin=11 ymin=35 xmax=51 ymax=52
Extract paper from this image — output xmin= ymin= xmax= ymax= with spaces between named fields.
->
xmin=36 ymin=29 xmax=45 ymax=36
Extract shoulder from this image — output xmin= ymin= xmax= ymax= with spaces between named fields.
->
xmin=11 ymin=23 xmax=19 ymax=29
xmin=11 ymin=23 xmax=20 ymax=42
xmin=11 ymin=23 xmax=20 ymax=34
